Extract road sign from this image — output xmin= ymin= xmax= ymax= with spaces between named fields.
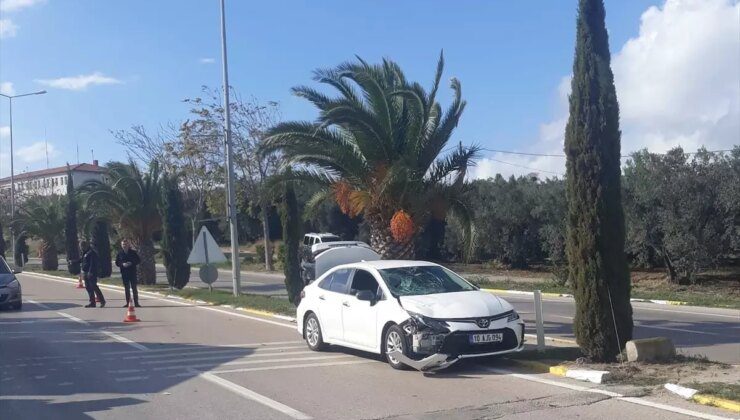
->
xmin=188 ymin=227 xmax=227 ymax=265
xmin=199 ymin=264 xmax=219 ymax=287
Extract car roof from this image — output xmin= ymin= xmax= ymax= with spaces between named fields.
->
xmin=306 ymin=233 xmax=340 ymax=238
xmin=338 ymin=260 xmax=440 ymax=270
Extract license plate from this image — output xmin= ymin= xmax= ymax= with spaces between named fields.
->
xmin=469 ymin=333 xmax=503 ymax=344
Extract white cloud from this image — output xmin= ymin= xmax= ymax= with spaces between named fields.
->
xmin=199 ymin=57 xmax=215 ymax=64
xmin=0 ymin=0 xmax=45 ymax=12
xmin=0 ymin=19 xmax=18 ymax=39
xmin=473 ymin=0 xmax=740 ymax=180
xmin=0 ymin=82 xmax=14 ymax=96
xmin=35 ymin=72 xmax=123 ymax=91
xmin=0 ymin=126 xmax=9 ymax=138
xmin=15 ymin=141 xmax=58 ymax=163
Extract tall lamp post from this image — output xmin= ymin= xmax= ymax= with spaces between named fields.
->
xmin=0 ymin=90 xmax=47 ymax=263
xmin=219 ymin=0 xmax=241 ymax=296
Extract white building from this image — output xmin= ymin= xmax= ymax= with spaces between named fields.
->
xmin=0 ymin=161 xmax=107 ymax=200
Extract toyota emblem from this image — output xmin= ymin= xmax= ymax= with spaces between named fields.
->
xmin=476 ymin=318 xmax=490 ymax=328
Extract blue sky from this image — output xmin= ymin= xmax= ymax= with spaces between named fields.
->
xmin=1 ymin=0 xmax=737 ymax=179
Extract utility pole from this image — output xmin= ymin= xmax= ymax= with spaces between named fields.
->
xmin=0 ymin=90 xmax=47 ymax=265
xmin=220 ymin=0 xmax=241 ymax=296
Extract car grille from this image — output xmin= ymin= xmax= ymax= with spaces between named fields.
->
xmin=439 ymin=327 xmax=519 ymax=356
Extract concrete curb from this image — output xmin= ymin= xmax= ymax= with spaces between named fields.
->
xmin=664 ymin=383 xmax=740 ymax=413
xmin=482 ymin=288 xmax=687 ymax=306
xmin=549 ymin=365 xmax=611 ymax=384
xmin=23 ymin=271 xmax=298 ymax=324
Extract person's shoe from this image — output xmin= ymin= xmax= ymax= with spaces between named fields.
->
xmin=99 ymin=301 xmax=106 ymax=308
xmin=84 ymin=303 xmax=96 ymax=308
xmin=123 ymin=303 xmax=129 ymax=308
xmin=134 ymin=303 xmax=142 ymax=308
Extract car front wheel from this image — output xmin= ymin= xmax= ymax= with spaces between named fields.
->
xmin=304 ymin=313 xmax=326 ymax=351
xmin=384 ymin=325 xmax=409 ymax=370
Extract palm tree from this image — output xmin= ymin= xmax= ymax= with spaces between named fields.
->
xmin=80 ymin=160 xmax=163 ymax=284
xmin=14 ymin=196 xmax=66 ymax=270
xmin=262 ymin=53 xmax=478 ymax=259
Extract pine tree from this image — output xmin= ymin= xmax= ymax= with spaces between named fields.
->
xmin=92 ymin=220 xmax=112 ymax=278
xmin=565 ymin=0 xmax=633 ymax=362
xmin=0 ymin=221 xmax=6 ymax=259
xmin=281 ymin=179 xmax=303 ymax=304
xmin=160 ymin=176 xmax=190 ymax=289
xmin=65 ymin=169 xmax=81 ymax=275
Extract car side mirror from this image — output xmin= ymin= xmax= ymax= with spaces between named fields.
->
xmin=356 ymin=290 xmax=375 ymax=302
xmin=12 ymin=269 xmax=21 ymax=274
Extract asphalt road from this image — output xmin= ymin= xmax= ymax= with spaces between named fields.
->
xmin=1 ymin=272 xmax=735 ymax=420
xmin=26 ymin=259 xmax=740 ymax=364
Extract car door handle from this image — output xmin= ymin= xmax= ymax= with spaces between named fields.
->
xmin=318 ymin=295 xmax=325 ymax=300
xmin=342 ymin=301 xmax=350 ymax=307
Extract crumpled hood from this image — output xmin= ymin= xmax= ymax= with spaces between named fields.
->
xmin=399 ymin=291 xmax=513 ymax=319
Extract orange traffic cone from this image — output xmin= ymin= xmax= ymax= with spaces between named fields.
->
xmin=76 ymin=278 xmax=84 ymax=289
xmin=123 ymin=301 xmax=140 ymax=323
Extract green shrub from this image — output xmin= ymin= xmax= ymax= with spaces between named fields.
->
xmin=255 ymin=244 xmax=265 ymax=263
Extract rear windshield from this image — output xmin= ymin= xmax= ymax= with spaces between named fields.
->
xmin=378 ymin=266 xmax=477 ymax=297
xmin=320 ymin=236 xmax=341 ymax=243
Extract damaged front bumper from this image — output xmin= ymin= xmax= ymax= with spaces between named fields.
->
xmin=395 ymin=315 xmax=525 ymax=372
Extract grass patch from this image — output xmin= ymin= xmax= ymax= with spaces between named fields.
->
xmin=165 ymin=287 xmax=295 ymax=317
xmin=687 ymin=382 xmax=740 ymax=401
xmin=466 ymin=277 xmax=571 ymax=295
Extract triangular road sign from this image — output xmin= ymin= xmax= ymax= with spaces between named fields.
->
xmin=187 ymin=226 xmax=228 ymax=264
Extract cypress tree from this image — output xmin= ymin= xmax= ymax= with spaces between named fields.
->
xmin=565 ymin=0 xmax=633 ymax=362
xmin=281 ymin=179 xmax=303 ymax=304
xmin=0 ymin=221 xmax=6 ymax=259
xmin=65 ymin=169 xmax=81 ymax=275
xmin=160 ymin=176 xmax=190 ymax=289
xmin=92 ymin=220 xmax=112 ymax=278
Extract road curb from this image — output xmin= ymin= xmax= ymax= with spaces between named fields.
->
xmin=664 ymin=383 xmax=740 ymax=413
xmin=23 ymin=271 xmax=297 ymax=324
xmin=482 ymin=288 xmax=687 ymax=306
xmin=549 ymin=365 xmax=611 ymax=384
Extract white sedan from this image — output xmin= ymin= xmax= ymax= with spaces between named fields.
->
xmin=297 ymin=260 xmax=525 ymax=371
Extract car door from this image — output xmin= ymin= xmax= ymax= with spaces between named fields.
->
xmin=342 ymin=269 xmax=381 ymax=349
xmin=316 ymin=268 xmax=352 ymax=341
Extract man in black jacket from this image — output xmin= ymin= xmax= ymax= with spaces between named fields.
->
xmin=115 ymin=238 xmax=141 ymax=307
xmin=81 ymin=240 xmax=105 ymax=308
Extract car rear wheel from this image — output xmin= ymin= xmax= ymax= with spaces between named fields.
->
xmin=384 ymin=325 xmax=409 ymax=370
xmin=304 ymin=313 xmax=326 ymax=351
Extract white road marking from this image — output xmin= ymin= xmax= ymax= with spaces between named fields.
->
xmin=108 ymin=368 xmax=145 ymax=374
xmin=195 ymin=370 xmax=312 ymax=420
xmin=209 ymin=359 xmax=376 ymax=375
xmin=633 ymin=306 xmax=739 ymax=319
xmin=115 ymin=376 xmax=149 ymax=382
xmin=635 ymin=323 xmax=721 ymax=336
xmin=26 ymin=299 xmax=51 ymax=310
xmin=482 ymin=366 xmax=732 ymax=420
xmin=56 ymin=312 xmax=88 ymax=325
xmin=153 ymin=354 xmax=351 ymax=371
xmin=27 ymin=273 xmax=296 ymax=329
xmin=136 ymin=346 xmax=307 ymax=363
xmin=104 ymin=340 xmax=303 ymax=356
xmin=58 ymin=382 xmax=73 ymax=386
xmin=101 ymin=331 xmax=149 ymax=351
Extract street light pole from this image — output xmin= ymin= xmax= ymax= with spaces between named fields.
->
xmin=0 ymin=90 xmax=46 ymax=265
xmin=219 ymin=0 xmax=241 ymax=296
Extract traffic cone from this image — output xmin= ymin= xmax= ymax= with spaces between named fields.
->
xmin=123 ymin=301 xmax=140 ymax=323
xmin=76 ymin=277 xmax=84 ymax=289
xmin=95 ymin=296 xmax=101 ymax=303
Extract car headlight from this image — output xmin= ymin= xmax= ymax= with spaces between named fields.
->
xmin=404 ymin=312 xmax=449 ymax=334
xmin=507 ymin=310 xmax=520 ymax=322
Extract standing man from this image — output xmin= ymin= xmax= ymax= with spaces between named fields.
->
xmin=115 ymin=238 xmax=141 ymax=307
xmin=81 ymin=240 xmax=105 ymax=308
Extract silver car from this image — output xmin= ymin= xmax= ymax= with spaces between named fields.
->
xmin=0 ymin=257 xmax=22 ymax=310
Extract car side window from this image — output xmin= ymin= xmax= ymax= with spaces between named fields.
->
xmin=303 ymin=236 xmax=310 ymax=246
xmin=350 ymin=269 xmax=381 ymax=299
xmin=318 ymin=273 xmax=333 ymax=290
xmin=328 ymin=268 xmax=352 ymax=294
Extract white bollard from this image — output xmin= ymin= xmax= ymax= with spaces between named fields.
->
xmin=534 ymin=289 xmax=545 ymax=351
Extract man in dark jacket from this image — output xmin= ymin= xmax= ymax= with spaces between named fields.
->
xmin=81 ymin=240 xmax=105 ymax=308
xmin=115 ymin=238 xmax=141 ymax=307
